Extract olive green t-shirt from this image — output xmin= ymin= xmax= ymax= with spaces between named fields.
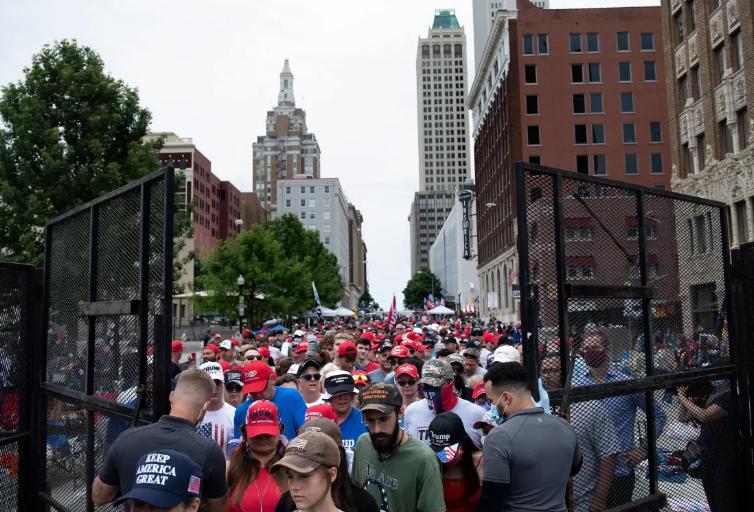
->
xmin=351 ymin=432 xmax=446 ymax=512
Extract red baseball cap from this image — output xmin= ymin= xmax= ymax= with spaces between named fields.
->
xmin=258 ymin=347 xmax=271 ymax=358
xmin=296 ymin=342 xmax=309 ymax=354
xmin=229 ymin=338 xmax=239 ymax=347
xmin=406 ymin=331 xmax=418 ymax=341
xmin=305 ymin=404 xmax=338 ymax=423
xmin=483 ymin=333 xmax=496 ymax=343
xmin=171 ymin=340 xmax=185 ymax=353
xmin=395 ymin=364 xmax=419 ymax=379
xmin=231 ymin=365 xmax=243 ymax=371
xmin=338 ymin=341 xmax=358 ymax=357
xmin=393 ymin=334 xmax=404 ymax=344
xmin=389 ymin=346 xmax=410 ymax=358
xmin=351 ymin=370 xmax=371 ymax=387
xmin=361 ymin=332 xmax=376 ymax=341
xmin=205 ymin=343 xmax=220 ymax=354
xmin=417 ymin=343 xmax=430 ymax=351
xmin=472 ymin=381 xmax=487 ymax=400
xmin=371 ymin=341 xmax=381 ymax=350
xmin=218 ymin=361 xmax=231 ymax=373
xmin=214 ymin=333 xmax=222 ymax=339
xmin=242 ymin=360 xmax=274 ymax=394
xmin=246 ymin=399 xmax=280 ymax=438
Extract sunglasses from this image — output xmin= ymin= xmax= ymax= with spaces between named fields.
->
xmin=300 ymin=373 xmax=321 ymax=381
xmin=245 ymin=355 xmax=263 ymax=361
xmin=396 ymin=379 xmax=417 ymax=387
xmin=226 ymin=385 xmax=243 ymax=393
xmin=353 ymin=374 xmax=371 ymax=384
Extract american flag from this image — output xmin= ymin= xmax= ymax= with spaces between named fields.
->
xmin=188 ymin=475 xmax=201 ymax=494
xmin=437 ymin=444 xmax=458 ymax=463
xmin=508 ymin=268 xmax=519 ymax=287
xmin=387 ymin=295 xmax=398 ymax=332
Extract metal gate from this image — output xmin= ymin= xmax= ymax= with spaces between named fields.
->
xmin=33 ymin=166 xmax=175 ymax=512
xmin=515 ymin=162 xmax=753 ymax=512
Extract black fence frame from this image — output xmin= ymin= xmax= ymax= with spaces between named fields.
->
xmin=31 ymin=166 xmax=174 ymax=512
xmin=514 ymin=161 xmax=754 ymax=511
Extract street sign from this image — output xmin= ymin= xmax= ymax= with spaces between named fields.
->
xmin=239 ymin=295 xmax=244 ymax=304
xmin=512 ymin=284 xmax=520 ymax=299
xmin=441 ymin=288 xmax=448 ymax=296
xmin=239 ymin=304 xmax=245 ymax=316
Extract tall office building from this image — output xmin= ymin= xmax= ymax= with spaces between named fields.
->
xmin=409 ymin=9 xmax=473 ymax=274
xmin=252 ymin=60 xmax=321 ymax=217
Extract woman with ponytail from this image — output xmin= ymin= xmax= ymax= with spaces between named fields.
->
xmin=227 ymin=400 xmax=287 ymax=512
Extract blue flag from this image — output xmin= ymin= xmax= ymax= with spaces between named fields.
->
xmin=312 ymin=282 xmax=323 ymax=324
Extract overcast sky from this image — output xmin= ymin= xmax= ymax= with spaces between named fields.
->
xmin=0 ymin=0 xmax=658 ymax=309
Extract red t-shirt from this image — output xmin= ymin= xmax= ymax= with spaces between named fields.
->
xmin=364 ymin=361 xmax=380 ymax=372
xmin=228 ymin=466 xmax=283 ymax=512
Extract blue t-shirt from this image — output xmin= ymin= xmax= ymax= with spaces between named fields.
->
xmin=339 ymin=407 xmax=367 ymax=451
xmin=233 ymin=386 xmax=307 ymax=440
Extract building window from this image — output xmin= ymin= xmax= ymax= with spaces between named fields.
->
xmin=593 ymin=155 xmax=607 ymax=175
xmin=527 ymin=125 xmax=541 ymax=145
xmin=324 ymin=224 xmax=331 ymax=232
xmin=621 ymin=92 xmax=634 ymax=113
xmin=570 ymin=33 xmax=583 ymax=53
xmin=285 ymin=199 xmax=291 ymax=208
xmin=300 ymin=199 xmax=306 ymax=207
xmin=325 ymin=237 xmax=331 ymax=246
xmin=736 ymin=200 xmax=749 ymax=243
xmin=644 ymin=61 xmax=657 ymax=81
xmin=739 ymin=108 xmax=749 ymax=150
xmin=573 ymin=94 xmax=586 ymax=114
xmin=590 ymin=93 xmax=604 ymax=113
xmin=309 ymin=186 xmax=315 ymax=193
xmin=674 ymin=13 xmax=684 ymax=44
xmin=300 ymin=212 xmax=306 ymax=220
xmin=575 ymin=125 xmax=588 ymax=145
xmin=650 ymin=153 xmax=664 ymax=174
xmin=714 ymin=46 xmax=726 ymax=85
xmin=576 ymin=155 xmax=589 ymax=174
xmin=625 ymin=154 xmax=639 ymax=174
xmin=733 ymin=32 xmax=743 ymax=71
xmin=587 ymin=33 xmax=599 ymax=52
xmin=324 ymin=185 xmax=330 ymax=194
xmin=538 ymin=34 xmax=549 ymax=54
xmin=524 ymin=65 xmax=537 ymax=84
xmin=529 ymin=156 xmax=541 ymax=164
xmin=565 ymin=224 xmax=593 ymax=241
xmin=654 ymin=184 xmax=667 ymax=191
xmin=617 ymin=32 xmax=630 ymax=52
xmin=324 ymin=211 xmax=330 ymax=220
xmin=623 ymin=123 xmax=637 ymax=143
xmin=324 ymin=198 xmax=331 ymax=207
xmin=592 ymin=124 xmax=606 ymax=144
xmin=285 ymin=186 xmax=291 ymax=195
xmin=650 ymin=122 xmax=663 ymax=142
xmin=588 ymin=63 xmax=601 ymax=83
xmin=309 ymin=212 xmax=316 ymax=220
xmin=689 ymin=1 xmax=697 ymax=31
xmin=697 ymin=133 xmax=706 ymax=171
xmin=679 ymin=76 xmax=689 ymax=108
xmin=523 ymin=35 xmax=534 ymax=55
xmin=566 ymin=258 xmax=595 ymax=280
xmin=526 ymin=95 xmax=539 ymax=115
xmin=641 ymin=33 xmax=655 ymax=51
xmin=309 ymin=199 xmax=316 ymax=208
xmin=692 ymin=66 xmax=702 ymax=99
xmin=300 ymin=186 xmax=306 ymax=193
xmin=571 ymin=64 xmax=584 ymax=83
xmin=721 ymin=121 xmax=734 ymax=154
xmin=619 ymin=62 xmax=632 ymax=82
xmin=629 ymin=264 xmax=658 ymax=279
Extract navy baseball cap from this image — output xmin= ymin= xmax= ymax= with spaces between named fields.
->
xmin=113 ymin=450 xmax=202 ymax=508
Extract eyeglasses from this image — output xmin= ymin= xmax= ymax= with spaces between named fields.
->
xmin=300 ymin=373 xmax=321 ymax=381
xmin=353 ymin=374 xmax=371 ymax=384
xmin=226 ymin=385 xmax=243 ymax=393
xmin=245 ymin=355 xmax=262 ymax=361
xmin=396 ymin=379 xmax=417 ymax=387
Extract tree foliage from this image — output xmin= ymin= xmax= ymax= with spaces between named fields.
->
xmin=359 ymin=288 xmax=375 ymax=307
xmin=402 ymin=268 xmax=442 ymax=309
xmin=192 ymin=214 xmax=344 ymax=326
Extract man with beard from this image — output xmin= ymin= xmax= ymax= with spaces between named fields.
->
xmin=201 ymin=344 xmax=220 ymax=364
xmin=351 ymin=383 xmax=446 ymax=512
xmin=403 ymin=359 xmax=486 ymax=449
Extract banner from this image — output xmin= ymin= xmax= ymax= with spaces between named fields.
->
xmin=312 ymin=282 xmax=323 ymax=325
xmin=459 ymin=190 xmax=473 ymax=260
xmin=387 ymin=295 xmax=398 ymax=331
xmin=487 ymin=292 xmax=499 ymax=309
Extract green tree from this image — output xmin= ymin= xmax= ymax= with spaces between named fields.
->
xmin=0 ymin=40 xmax=162 ymax=266
xmin=359 ymin=288 xmax=375 ymax=307
xmin=402 ymin=268 xmax=442 ymax=309
xmin=192 ymin=214 xmax=344 ymax=326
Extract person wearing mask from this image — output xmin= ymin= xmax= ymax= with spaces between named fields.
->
xmin=478 ymin=362 xmax=581 ymax=512
xmin=395 ymin=364 xmax=421 ymax=425
xmin=428 ymin=412 xmax=483 ymax=512
xmin=93 ymin=369 xmax=228 ymax=512
xmin=462 ymin=344 xmax=486 ymax=383
xmin=368 ymin=341 xmax=394 ymax=384
xmin=274 ymin=417 xmax=380 ymax=512
xmin=298 ymin=360 xmax=325 ymax=407
xmin=404 ymin=360 xmax=485 ymax=449
xmin=170 ymin=340 xmax=187 ymax=378
xmin=351 ymin=383 xmax=446 ymax=512
xmin=224 ymin=369 xmax=244 ymax=408
xmin=493 ymin=346 xmax=551 ymax=413
xmin=271 ymin=431 xmax=344 ymax=512
xmin=323 ymin=371 xmax=368 ymax=451
xmin=677 ymin=381 xmax=736 ymax=511
xmin=233 ymin=360 xmax=307 ymax=440
xmin=575 ymin=329 xmax=666 ymax=507
xmin=197 ymin=363 xmax=237 ymax=457
xmin=202 ymin=344 xmax=220 ymax=364
xmin=227 ymin=400 xmax=287 ymax=512
xmin=112 ymin=449 xmax=203 ymax=512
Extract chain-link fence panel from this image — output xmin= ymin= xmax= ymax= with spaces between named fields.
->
xmin=45 ymin=397 xmax=88 ymax=512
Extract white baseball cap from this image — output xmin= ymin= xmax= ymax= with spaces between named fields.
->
xmin=219 ymin=340 xmax=233 ymax=350
xmin=493 ymin=345 xmax=520 ymax=364
xmin=199 ymin=362 xmax=224 ymax=382
xmin=294 ymin=330 xmax=305 ymax=338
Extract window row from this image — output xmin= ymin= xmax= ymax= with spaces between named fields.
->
xmin=285 ymin=198 xmax=332 ymax=210
xmin=569 ymin=62 xmax=657 ymax=84
xmin=527 ymin=153 xmax=664 ymax=176
xmin=285 ymin=185 xmax=331 ymax=194
xmin=568 ymin=32 xmax=655 ymax=53
xmin=526 ymin=121 xmax=662 ymax=145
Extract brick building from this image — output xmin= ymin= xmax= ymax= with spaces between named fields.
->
xmin=469 ymin=1 xmax=673 ymax=321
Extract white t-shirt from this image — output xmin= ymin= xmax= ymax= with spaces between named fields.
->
xmin=305 ymin=396 xmax=326 ymax=407
xmin=196 ymin=402 xmax=236 ymax=458
xmin=403 ymin=397 xmax=486 ymax=449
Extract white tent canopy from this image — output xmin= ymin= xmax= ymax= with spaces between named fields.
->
xmin=334 ymin=307 xmax=355 ymax=317
xmin=427 ymin=305 xmax=455 ymax=315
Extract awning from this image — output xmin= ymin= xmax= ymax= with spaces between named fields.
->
xmin=630 ymin=254 xmax=659 ymax=265
xmin=626 ymin=217 xmax=658 ymax=227
xmin=566 ymin=256 xmax=595 ymax=267
xmin=564 ymin=218 xmax=595 ymax=228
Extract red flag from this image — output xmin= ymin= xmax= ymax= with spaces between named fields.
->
xmin=387 ymin=295 xmax=398 ymax=332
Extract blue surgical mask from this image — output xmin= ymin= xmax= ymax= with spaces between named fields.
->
xmin=712 ymin=380 xmax=728 ymax=388
xmin=490 ymin=394 xmax=507 ymax=424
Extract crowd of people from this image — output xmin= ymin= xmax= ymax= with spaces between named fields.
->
xmin=89 ymin=317 xmax=735 ymax=512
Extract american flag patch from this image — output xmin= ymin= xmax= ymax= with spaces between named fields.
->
xmin=437 ymin=444 xmax=457 ymax=464
xmin=290 ymin=439 xmax=308 ymax=448
xmin=188 ymin=476 xmax=201 ymax=494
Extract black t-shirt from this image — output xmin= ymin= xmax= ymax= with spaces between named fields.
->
xmin=274 ymin=485 xmax=379 ymax=512
xmin=170 ymin=361 xmax=182 ymax=379
xmin=98 ymin=415 xmax=227 ymax=511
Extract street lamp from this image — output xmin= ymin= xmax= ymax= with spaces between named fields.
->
xmin=237 ymin=275 xmax=245 ymax=332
